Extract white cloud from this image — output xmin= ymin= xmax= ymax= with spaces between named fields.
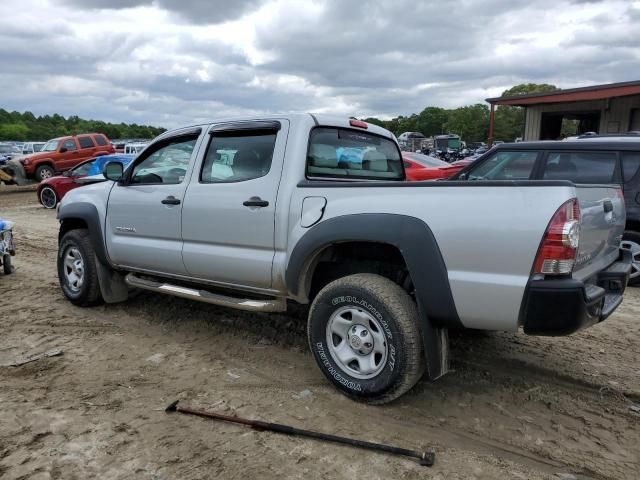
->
xmin=0 ymin=0 xmax=637 ymax=128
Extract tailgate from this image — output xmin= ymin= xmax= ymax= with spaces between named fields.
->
xmin=572 ymin=185 xmax=625 ymax=282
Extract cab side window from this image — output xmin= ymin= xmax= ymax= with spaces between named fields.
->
xmin=543 ymin=152 xmax=619 ymax=184
xmin=62 ymin=139 xmax=77 ymax=152
xmin=200 ymin=130 xmax=276 ymax=183
xmin=130 ymin=135 xmax=197 ymax=185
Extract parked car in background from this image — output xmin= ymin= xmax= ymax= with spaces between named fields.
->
xmin=454 ymin=138 xmax=640 ymax=284
xmin=124 ymin=142 xmax=147 ymax=155
xmin=0 ymin=143 xmax=21 ymax=161
xmin=37 ymin=154 xmax=134 ymax=209
xmin=0 ymin=217 xmax=16 ymax=275
xmin=402 ymin=152 xmax=465 ymax=180
xmin=22 ymin=142 xmax=45 ymax=155
xmin=398 ymin=131 xmax=427 ymax=151
xmin=19 ymin=133 xmax=115 ymax=181
xmin=112 ymin=141 xmax=126 ymax=153
xmin=398 ymin=131 xmax=426 ymax=143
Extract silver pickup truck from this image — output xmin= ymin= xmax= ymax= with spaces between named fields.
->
xmin=56 ymin=114 xmax=632 ymax=403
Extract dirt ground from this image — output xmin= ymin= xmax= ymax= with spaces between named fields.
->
xmin=1 ymin=190 xmax=639 ymax=480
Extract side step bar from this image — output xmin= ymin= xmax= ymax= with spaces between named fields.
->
xmin=125 ymin=274 xmax=287 ymax=313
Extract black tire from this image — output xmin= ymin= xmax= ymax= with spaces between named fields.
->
xmin=57 ymin=229 xmax=102 ymax=306
xmin=2 ymin=254 xmax=12 ymax=275
xmin=35 ymin=164 xmax=55 ymax=181
xmin=622 ymin=230 xmax=640 ymax=287
xmin=39 ymin=186 xmax=58 ymax=209
xmin=308 ymin=273 xmax=424 ymax=404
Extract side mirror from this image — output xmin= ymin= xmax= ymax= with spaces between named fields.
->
xmin=59 ymin=147 xmax=68 ymax=153
xmin=103 ymin=161 xmax=124 ymax=182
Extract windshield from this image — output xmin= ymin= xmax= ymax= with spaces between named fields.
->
xmin=404 ymin=152 xmax=448 ymax=167
xmin=41 ymin=140 xmax=59 ymax=152
xmin=71 ymin=160 xmax=96 ymax=176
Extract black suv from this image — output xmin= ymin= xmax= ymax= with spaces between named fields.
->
xmin=455 ymin=136 xmax=640 ymax=285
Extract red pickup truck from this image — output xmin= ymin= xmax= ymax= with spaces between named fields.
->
xmin=20 ymin=133 xmax=114 ymax=181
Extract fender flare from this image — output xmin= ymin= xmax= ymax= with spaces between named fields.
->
xmin=58 ymin=202 xmax=130 ymax=303
xmin=286 ymin=214 xmax=461 ymax=327
xmin=33 ymin=158 xmax=55 ymax=168
xmin=58 ymin=202 xmax=109 ymax=265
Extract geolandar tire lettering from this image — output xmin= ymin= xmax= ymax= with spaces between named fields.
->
xmin=308 ymin=273 xmax=424 ymax=404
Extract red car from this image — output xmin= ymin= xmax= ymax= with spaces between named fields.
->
xmin=37 ymin=154 xmax=134 ymax=209
xmin=402 ymin=152 xmax=466 ymax=181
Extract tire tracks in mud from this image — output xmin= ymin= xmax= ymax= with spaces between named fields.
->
xmin=455 ymin=357 xmax=640 ymax=403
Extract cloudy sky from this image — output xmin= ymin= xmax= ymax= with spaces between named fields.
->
xmin=0 ymin=0 xmax=638 ymax=128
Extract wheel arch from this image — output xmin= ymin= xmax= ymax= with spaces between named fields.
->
xmin=286 ymin=214 xmax=461 ymax=329
xmin=58 ymin=202 xmax=109 ymax=265
xmin=34 ymin=159 xmax=55 ymax=170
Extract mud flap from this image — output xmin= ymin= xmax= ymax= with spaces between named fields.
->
xmin=95 ymin=258 xmax=129 ymax=303
xmin=419 ymin=301 xmax=449 ymax=380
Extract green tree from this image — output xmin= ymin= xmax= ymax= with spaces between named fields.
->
xmin=491 ymin=83 xmax=559 ymax=141
xmin=501 ymin=83 xmax=558 ymax=97
xmin=444 ymin=104 xmax=489 ymax=142
xmin=0 ymin=123 xmax=29 ymax=141
xmin=415 ymin=107 xmax=449 ymax=137
xmin=0 ymin=110 xmax=164 ymax=141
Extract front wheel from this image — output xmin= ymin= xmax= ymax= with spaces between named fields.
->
xmin=621 ymin=230 xmax=640 ymax=286
xmin=35 ymin=165 xmax=55 ymax=181
xmin=57 ymin=229 xmax=102 ymax=306
xmin=39 ymin=186 xmax=58 ymax=209
xmin=308 ymin=273 xmax=424 ymax=404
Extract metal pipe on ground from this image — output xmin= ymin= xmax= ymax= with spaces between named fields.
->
xmin=165 ymin=400 xmax=435 ymax=467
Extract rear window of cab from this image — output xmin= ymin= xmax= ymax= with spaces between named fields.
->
xmin=307 ymin=127 xmax=403 ymax=180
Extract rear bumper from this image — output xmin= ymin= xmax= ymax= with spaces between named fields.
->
xmin=521 ymin=249 xmax=632 ymax=336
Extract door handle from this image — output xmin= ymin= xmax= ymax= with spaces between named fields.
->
xmin=161 ymin=196 xmax=181 ymax=205
xmin=603 ymin=199 xmax=613 ymax=213
xmin=243 ymin=196 xmax=269 ymax=208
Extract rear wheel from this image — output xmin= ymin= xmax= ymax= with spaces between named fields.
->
xmin=621 ymin=231 xmax=640 ymax=286
xmin=57 ymin=229 xmax=102 ymax=306
xmin=35 ymin=165 xmax=54 ymax=181
xmin=39 ymin=186 xmax=58 ymax=209
xmin=308 ymin=273 xmax=424 ymax=404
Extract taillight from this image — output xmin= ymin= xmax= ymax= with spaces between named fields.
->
xmin=533 ymin=198 xmax=580 ymax=275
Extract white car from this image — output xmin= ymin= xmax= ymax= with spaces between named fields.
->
xmin=22 ymin=142 xmax=45 ymax=155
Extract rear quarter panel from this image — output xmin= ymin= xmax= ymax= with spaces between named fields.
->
xmin=281 ymin=182 xmax=577 ymax=331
